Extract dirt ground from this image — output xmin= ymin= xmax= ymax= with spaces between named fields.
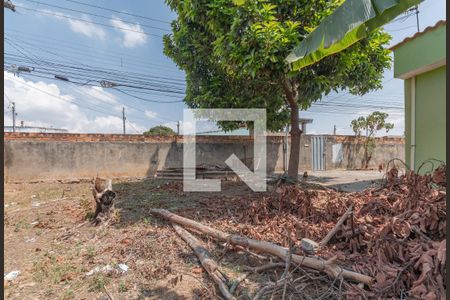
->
xmin=4 ymin=179 xmax=287 ymax=300
xmin=4 ymin=166 xmax=445 ymax=299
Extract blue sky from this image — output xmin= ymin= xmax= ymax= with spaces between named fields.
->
xmin=3 ymin=0 xmax=446 ymax=135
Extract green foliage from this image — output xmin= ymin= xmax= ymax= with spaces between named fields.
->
xmin=351 ymin=111 xmax=394 ymax=137
xmin=163 ymin=0 xmax=392 ymax=132
xmin=143 ymin=125 xmax=176 ymax=136
xmin=351 ymin=111 xmax=394 ymax=168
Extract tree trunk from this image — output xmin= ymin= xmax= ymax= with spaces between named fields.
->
xmin=288 ymin=104 xmax=301 ymax=180
xmin=150 ymin=209 xmax=373 ymax=285
xmin=281 ymin=79 xmax=302 ymax=181
xmin=92 ymin=177 xmax=116 ymax=225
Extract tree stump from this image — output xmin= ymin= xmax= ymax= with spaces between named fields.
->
xmin=92 ymin=177 xmax=116 ymax=225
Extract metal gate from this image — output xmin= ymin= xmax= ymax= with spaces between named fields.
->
xmin=311 ymin=136 xmax=326 ymax=171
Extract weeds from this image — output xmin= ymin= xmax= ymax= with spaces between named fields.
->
xmin=86 ymin=245 xmax=95 ymax=260
xmin=119 ymin=280 xmax=128 ymax=293
xmin=88 ymin=274 xmax=110 ymax=292
xmin=62 ymin=289 xmax=75 ymax=299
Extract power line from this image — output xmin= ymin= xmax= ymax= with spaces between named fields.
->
xmin=8 ymin=75 xmax=123 ymax=117
xmin=5 ymin=29 xmax=182 ymax=74
xmin=4 ymin=55 xmax=187 ymax=95
xmin=4 ymin=49 xmax=185 ymax=87
xmin=21 ymin=0 xmax=171 ymax=32
xmin=388 ymin=25 xmax=417 ymax=32
xmin=15 ymin=5 xmax=163 ymax=37
xmin=65 ymin=0 xmax=172 ymax=25
xmin=113 ymin=88 xmax=183 ymax=103
xmin=126 ymin=120 xmax=141 ymax=134
xmin=6 ymin=29 xmax=183 ymax=75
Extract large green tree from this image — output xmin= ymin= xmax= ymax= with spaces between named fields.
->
xmin=163 ymin=0 xmax=391 ymax=179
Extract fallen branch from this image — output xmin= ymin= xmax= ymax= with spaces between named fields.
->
xmin=172 ymin=224 xmax=235 ymax=300
xmin=319 ymin=204 xmax=354 ymax=247
xmin=150 ymin=209 xmax=373 ymax=285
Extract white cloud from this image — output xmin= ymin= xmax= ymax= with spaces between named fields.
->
xmin=41 ymin=9 xmax=106 ymax=40
xmin=4 ymin=71 xmax=144 ymax=134
xmin=110 ymin=17 xmax=147 ymax=48
xmin=144 ymin=110 xmax=158 ymax=119
xmin=79 ymin=115 xmax=145 ymax=134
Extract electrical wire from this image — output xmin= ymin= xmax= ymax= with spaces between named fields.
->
xmin=113 ymin=87 xmax=183 ymax=103
xmin=14 ymin=5 xmax=163 ymax=37
xmin=125 ymin=120 xmax=142 ymax=134
xmin=387 ymin=25 xmax=417 ymax=32
xmin=8 ymin=74 xmax=123 ymax=117
xmin=4 ymin=49 xmax=185 ymax=88
xmin=65 ymin=0 xmax=172 ymax=25
xmin=5 ymin=29 xmax=181 ymax=73
xmin=22 ymin=0 xmax=171 ymax=32
xmin=4 ymin=55 xmax=187 ymax=95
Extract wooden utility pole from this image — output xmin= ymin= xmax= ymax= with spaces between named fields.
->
xmin=12 ymin=102 xmax=16 ymax=132
xmin=122 ymin=107 xmax=126 ymax=134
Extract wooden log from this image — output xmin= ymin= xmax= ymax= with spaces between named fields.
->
xmin=172 ymin=224 xmax=235 ymax=300
xmin=150 ymin=209 xmax=373 ymax=285
xmin=319 ymin=204 xmax=354 ymax=247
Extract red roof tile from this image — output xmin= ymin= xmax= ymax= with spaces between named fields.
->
xmin=389 ymin=20 xmax=446 ymax=51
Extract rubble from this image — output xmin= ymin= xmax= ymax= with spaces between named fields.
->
xmin=4 ymin=271 xmax=20 ymax=281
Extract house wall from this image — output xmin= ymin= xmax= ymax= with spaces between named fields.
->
xmin=394 ymin=22 xmax=446 ymax=173
xmin=4 ymin=133 xmax=404 ymax=182
xmin=414 ymin=66 xmax=446 ymax=171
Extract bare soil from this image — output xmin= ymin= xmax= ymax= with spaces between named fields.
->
xmin=4 ymin=179 xmax=274 ymax=300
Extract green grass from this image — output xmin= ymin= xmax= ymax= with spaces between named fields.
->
xmin=88 ymin=274 xmax=110 ymax=292
xmin=62 ymin=289 xmax=75 ymax=299
xmin=119 ymin=280 xmax=128 ymax=293
xmin=86 ymin=245 xmax=95 ymax=260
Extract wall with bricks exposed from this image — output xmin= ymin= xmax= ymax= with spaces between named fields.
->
xmin=4 ymin=133 xmax=404 ymax=182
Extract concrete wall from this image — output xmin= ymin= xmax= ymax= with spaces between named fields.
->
xmin=4 ymin=133 xmax=404 ymax=182
xmin=327 ymin=135 xmax=405 ymax=170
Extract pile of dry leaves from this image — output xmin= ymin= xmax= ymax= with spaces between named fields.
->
xmin=202 ymin=165 xmax=446 ymax=299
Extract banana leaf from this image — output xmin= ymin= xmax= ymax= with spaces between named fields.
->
xmin=286 ymin=0 xmax=423 ymax=71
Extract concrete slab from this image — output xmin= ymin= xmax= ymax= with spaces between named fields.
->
xmin=304 ymin=170 xmax=385 ymax=192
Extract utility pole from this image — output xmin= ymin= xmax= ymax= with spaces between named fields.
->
xmin=177 ymin=121 xmax=180 ymax=135
xmin=12 ymin=102 xmax=16 ymax=132
xmin=122 ymin=107 xmax=126 ymax=134
xmin=414 ymin=5 xmax=420 ymax=32
xmin=408 ymin=5 xmax=420 ymax=32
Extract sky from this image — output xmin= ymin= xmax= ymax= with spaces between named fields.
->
xmin=3 ymin=0 xmax=446 ymax=136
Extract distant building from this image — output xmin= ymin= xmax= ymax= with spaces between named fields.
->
xmin=391 ymin=20 xmax=446 ymax=172
xmin=4 ymin=122 xmax=68 ymax=133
